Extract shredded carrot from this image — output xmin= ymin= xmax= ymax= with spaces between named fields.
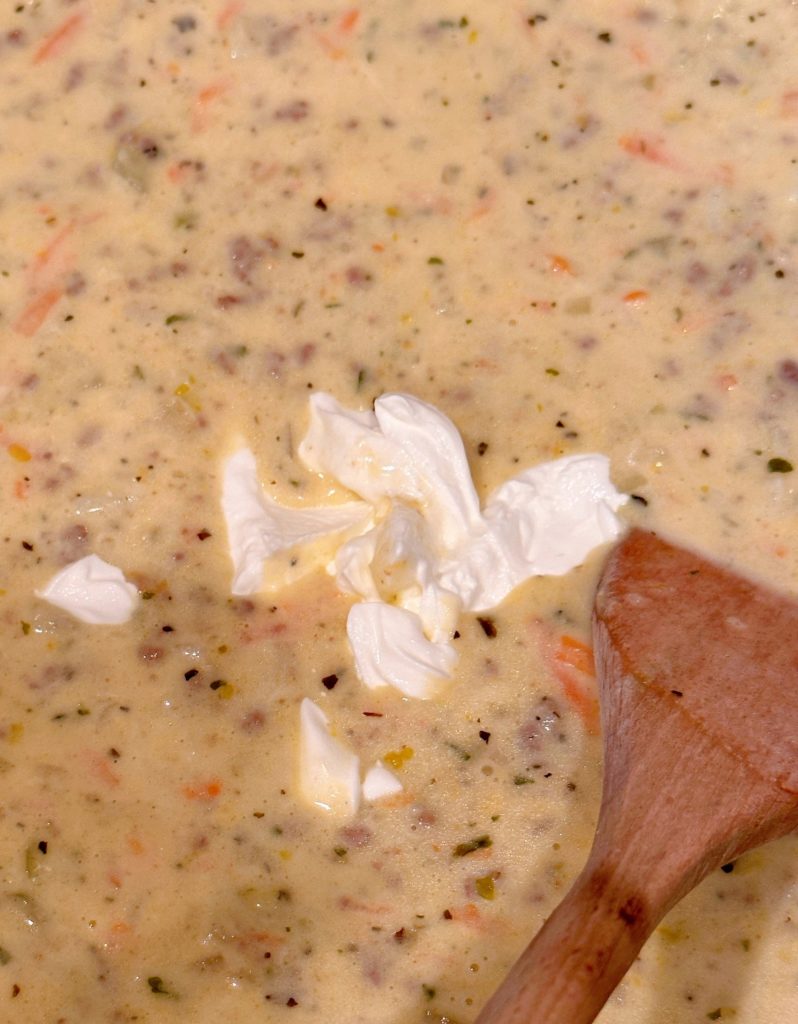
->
xmin=554 ymin=635 xmax=595 ymax=676
xmin=781 ymin=89 xmax=798 ymax=118
xmin=712 ymin=162 xmax=735 ymax=188
xmin=716 ymin=372 xmax=738 ymax=391
xmin=628 ymin=41 xmax=651 ymax=66
xmin=467 ymin=190 xmax=495 ymax=220
xmin=618 ymin=134 xmax=677 ymax=168
xmin=447 ymin=903 xmax=483 ymax=926
xmin=103 ymin=919 xmax=135 ymax=951
xmin=33 ymin=11 xmax=85 ymax=64
xmin=30 ymin=221 xmax=75 ymax=287
xmin=337 ymin=8 xmax=361 ymax=33
xmin=13 ymin=287 xmax=63 ymax=337
xmin=549 ymin=254 xmax=574 ymax=275
xmin=623 ymin=289 xmax=649 ymax=304
xmin=107 ymin=871 xmax=124 ymax=889
xmin=167 ymin=162 xmax=189 ymax=184
xmin=552 ymin=663 xmax=600 ymax=735
xmin=317 ymin=8 xmax=361 ymax=58
xmin=127 ymin=835 xmax=145 ymax=856
xmin=192 ymin=80 xmax=231 ymax=132
xmin=216 ymin=0 xmax=244 ymax=32
xmin=371 ymin=242 xmax=385 ymax=253
xmin=183 ymin=778 xmax=223 ymax=800
xmin=13 ymin=479 xmax=29 ymax=500
xmin=88 ymin=753 xmax=121 ymax=788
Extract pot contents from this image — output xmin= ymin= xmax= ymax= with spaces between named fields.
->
xmin=0 ymin=1 xmax=796 ymax=1022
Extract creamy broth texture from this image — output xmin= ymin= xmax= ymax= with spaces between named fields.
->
xmin=1 ymin=1 xmax=797 ymax=1022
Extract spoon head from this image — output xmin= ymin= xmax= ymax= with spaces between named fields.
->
xmin=594 ymin=529 xmax=798 ymax=795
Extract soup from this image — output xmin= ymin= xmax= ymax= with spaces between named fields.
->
xmin=0 ymin=1 xmax=796 ymax=1021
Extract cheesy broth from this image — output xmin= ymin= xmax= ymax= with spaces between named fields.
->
xmin=0 ymin=1 xmax=797 ymax=1022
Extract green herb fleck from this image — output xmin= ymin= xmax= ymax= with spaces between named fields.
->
xmin=356 ymin=368 xmax=366 ymax=391
xmin=447 ymin=742 xmax=471 ymax=762
xmin=454 ymin=834 xmax=492 ymax=857
xmin=333 ymin=846 xmax=347 ymax=858
xmin=20 ymin=622 xmax=30 ymax=636
xmin=706 ymin=1012 xmax=722 ymax=1022
xmin=0 ymin=947 xmax=11 ymax=965
xmin=174 ymin=211 xmax=197 ymax=230
xmin=767 ymin=457 xmax=793 ymax=473
xmin=141 ymin=591 xmax=155 ymax=600
xmin=422 ymin=984 xmax=437 ymax=1000
xmin=545 ymin=367 xmax=560 ymax=376
xmin=165 ymin=314 xmax=189 ymax=326
xmin=514 ymin=775 xmax=535 ymax=786
xmin=475 ymin=874 xmax=496 ymax=900
xmin=427 ymin=256 xmax=444 ymax=265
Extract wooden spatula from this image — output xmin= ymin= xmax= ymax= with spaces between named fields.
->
xmin=476 ymin=527 xmax=798 ymax=1024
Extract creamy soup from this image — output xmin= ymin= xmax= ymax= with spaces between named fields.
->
xmin=0 ymin=1 xmax=797 ymax=1022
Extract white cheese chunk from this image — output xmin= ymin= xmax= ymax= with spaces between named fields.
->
xmin=441 ymin=454 xmax=628 ymax=611
xmin=300 ymin=391 xmax=481 ymax=548
xmin=362 ymin=761 xmax=403 ymax=802
xmin=347 ymin=602 xmax=458 ymax=700
xmin=298 ymin=698 xmax=360 ymax=818
xmin=36 ymin=554 xmax=139 ymax=625
xmin=222 ymin=447 xmax=372 ymax=595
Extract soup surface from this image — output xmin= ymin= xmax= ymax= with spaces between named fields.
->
xmin=0 ymin=1 xmax=797 ymax=1021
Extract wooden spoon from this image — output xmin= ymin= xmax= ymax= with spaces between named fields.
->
xmin=476 ymin=527 xmax=798 ymax=1024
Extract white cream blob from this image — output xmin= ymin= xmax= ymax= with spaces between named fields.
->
xmin=362 ymin=761 xmax=403 ymax=802
xmin=439 ymin=454 xmax=628 ymax=611
xmin=222 ymin=446 xmax=372 ymax=595
xmin=298 ymin=701 xmax=403 ymax=814
xmin=36 ymin=554 xmax=139 ymax=625
xmin=347 ymin=602 xmax=458 ymax=699
xmin=298 ymin=698 xmax=360 ymax=817
xmin=223 ymin=392 xmax=627 ymax=700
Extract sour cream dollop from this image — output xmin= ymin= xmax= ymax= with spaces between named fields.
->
xmin=36 ymin=554 xmax=139 ymax=625
xmin=222 ymin=392 xmax=627 ymax=699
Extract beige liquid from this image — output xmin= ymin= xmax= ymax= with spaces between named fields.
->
xmin=0 ymin=1 xmax=796 ymax=1021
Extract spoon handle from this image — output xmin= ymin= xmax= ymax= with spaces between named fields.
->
xmin=474 ymin=857 xmax=656 ymax=1024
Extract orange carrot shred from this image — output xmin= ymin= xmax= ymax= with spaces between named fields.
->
xmin=555 ymin=635 xmax=596 ymax=676
xmin=183 ymin=779 xmax=223 ymax=800
xmin=192 ymin=80 xmax=231 ymax=131
xmin=618 ymin=134 xmax=676 ymax=168
xmin=13 ymin=287 xmax=63 ymax=337
xmin=216 ymin=0 xmax=244 ymax=32
xmin=552 ymin=663 xmax=601 ymax=735
xmin=549 ymin=254 xmax=574 ymax=275
xmin=623 ymin=289 xmax=649 ymax=304
xmin=338 ymin=8 xmax=360 ymax=33
xmin=32 ymin=222 xmax=75 ymax=280
xmin=33 ymin=12 xmax=85 ymax=64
